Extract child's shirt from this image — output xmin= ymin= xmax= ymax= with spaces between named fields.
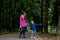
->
xmin=28 ymin=23 xmax=41 ymax=31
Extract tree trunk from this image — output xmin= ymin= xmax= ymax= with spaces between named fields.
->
xmin=9 ymin=0 xmax=13 ymax=32
xmin=40 ymin=0 xmax=43 ymax=33
xmin=0 ymin=0 xmax=2 ymax=32
xmin=57 ymin=0 xmax=60 ymax=36
xmin=58 ymin=12 xmax=60 ymax=35
xmin=44 ymin=0 xmax=49 ymax=34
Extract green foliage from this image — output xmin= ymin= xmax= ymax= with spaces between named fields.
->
xmin=0 ymin=0 xmax=57 ymax=33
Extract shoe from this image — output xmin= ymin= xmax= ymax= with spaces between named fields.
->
xmin=23 ymin=36 xmax=26 ymax=38
xmin=31 ymin=37 xmax=33 ymax=39
xmin=34 ymin=36 xmax=35 ymax=39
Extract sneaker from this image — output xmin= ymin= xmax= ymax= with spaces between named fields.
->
xmin=31 ymin=37 xmax=33 ymax=39
xmin=34 ymin=36 xmax=35 ymax=39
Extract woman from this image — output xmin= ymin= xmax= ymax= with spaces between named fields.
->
xmin=19 ymin=11 xmax=27 ymax=38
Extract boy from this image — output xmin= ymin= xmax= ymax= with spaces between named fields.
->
xmin=28 ymin=20 xmax=41 ymax=39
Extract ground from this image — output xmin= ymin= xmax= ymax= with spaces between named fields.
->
xmin=0 ymin=32 xmax=43 ymax=40
xmin=0 ymin=32 xmax=60 ymax=40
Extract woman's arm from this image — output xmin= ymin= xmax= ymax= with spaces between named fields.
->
xmin=27 ymin=24 xmax=32 ymax=26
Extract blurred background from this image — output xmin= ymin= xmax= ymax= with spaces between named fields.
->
xmin=0 ymin=0 xmax=60 ymax=35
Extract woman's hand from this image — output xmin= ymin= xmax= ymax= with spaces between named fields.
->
xmin=20 ymin=25 xmax=22 ymax=28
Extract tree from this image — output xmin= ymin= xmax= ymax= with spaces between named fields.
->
xmin=56 ymin=0 xmax=60 ymax=36
xmin=40 ymin=0 xmax=44 ymax=33
xmin=44 ymin=0 xmax=49 ymax=33
xmin=0 ymin=0 xmax=3 ymax=32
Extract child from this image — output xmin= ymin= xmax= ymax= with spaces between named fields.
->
xmin=28 ymin=20 xmax=41 ymax=39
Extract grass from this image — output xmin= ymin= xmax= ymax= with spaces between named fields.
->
xmin=48 ymin=30 xmax=57 ymax=35
xmin=0 ymin=31 xmax=18 ymax=35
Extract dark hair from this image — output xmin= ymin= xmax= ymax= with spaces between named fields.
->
xmin=21 ymin=10 xmax=26 ymax=15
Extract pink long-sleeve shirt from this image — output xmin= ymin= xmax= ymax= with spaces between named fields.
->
xmin=20 ymin=15 xmax=27 ymax=27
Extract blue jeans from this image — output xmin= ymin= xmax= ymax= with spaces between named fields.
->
xmin=20 ymin=27 xmax=26 ymax=37
xmin=31 ymin=30 xmax=36 ymax=37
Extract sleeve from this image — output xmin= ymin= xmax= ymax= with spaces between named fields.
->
xmin=35 ymin=23 xmax=42 ymax=26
